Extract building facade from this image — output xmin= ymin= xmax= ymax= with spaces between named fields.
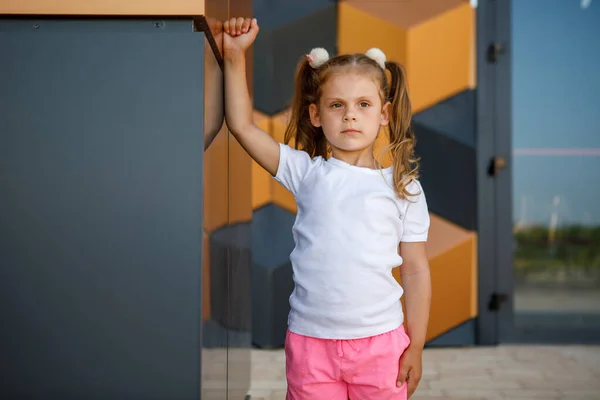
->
xmin=1 ymin=0 xmax=598 ymax=398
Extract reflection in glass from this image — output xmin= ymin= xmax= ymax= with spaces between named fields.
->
xmin=511 ymin=1 xmax=600 ymax=326
xmin=203 ymin=16 xmax=225 ymax=151
xmin=198 ymin=13 xmax=229 ymax=400
xmin=198 ymin=3 xmax=253 ymax=396
xmin=223 ymin=0 xmax=254 ymax=396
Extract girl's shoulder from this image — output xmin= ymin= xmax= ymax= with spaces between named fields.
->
xmin=383 ymin=171 xmax=425 ymax=207
xmin=383 ymin=168 xmax=424 ymax=193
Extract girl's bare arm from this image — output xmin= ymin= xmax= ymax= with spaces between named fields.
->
xmin=223 ymin=18 xmax=280 ymax=176
xmin=399 ymin=241 xmax=431 ymax=349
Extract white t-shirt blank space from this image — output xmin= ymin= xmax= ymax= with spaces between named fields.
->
xmin=274 ymin=143 xmax=430 ymax=339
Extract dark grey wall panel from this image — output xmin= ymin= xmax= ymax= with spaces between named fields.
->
xmin=204 ymin=223 xmax=252 ymax=397
xmin=414 ymin=123 xmax=477 ymax=231
xmin=413 ymin=89 xmax=476 ymax=149
xmin=251 ymin=204 xmax=296 ymax=348
xmin=253 ymin=0 xmax=335 ymax=30
xmin=252 ymin=204 xmax=296 ymax=268
xmin=425 ymin=319 xmax=476 ymax=347
xmin=0 ymin=19 xmax=204 ymax=399
xmin=253 ymin=6 xmax=337 ymax=115
xmin=208 ymin=223 xmax=252 ymax=335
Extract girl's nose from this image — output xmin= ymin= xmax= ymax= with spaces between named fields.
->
xmin=343 ymin=112 xmax=357 ymax=122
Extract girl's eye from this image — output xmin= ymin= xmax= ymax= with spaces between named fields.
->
xmin=359 ymin=102 xmax=370 ymax=107
xmin=331 ymin=103 xmax=342 ymax=108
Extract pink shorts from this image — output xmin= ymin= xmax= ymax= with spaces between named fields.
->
xmin=284 ymin=325 xmax=410 ymax=400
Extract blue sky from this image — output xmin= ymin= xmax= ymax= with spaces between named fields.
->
xmin=512 ymin=0 xmax=600 ymax=226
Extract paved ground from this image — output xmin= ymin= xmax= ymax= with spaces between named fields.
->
xmin=247 ymin=345 xmax=600 ymax=400
xmin=515 ymin=287 xmax=600 ymax=313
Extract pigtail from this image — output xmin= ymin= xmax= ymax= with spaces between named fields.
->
xmin=284 ymin=57 xmax=328 ymax=158
xmin=384 ymin=61 xmax=420 ymax=199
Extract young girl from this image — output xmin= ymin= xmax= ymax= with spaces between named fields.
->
xmin=223 ymin=17 xmax=432 ymax=400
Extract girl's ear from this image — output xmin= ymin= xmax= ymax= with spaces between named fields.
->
xmin=309 ymin=103 xmax=322 ymax=127
xmin=380 ymin=101 xmax=391 ymax=126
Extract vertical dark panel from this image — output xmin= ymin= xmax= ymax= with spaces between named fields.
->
xmin=0 ymin=19 xmax=204 ymax=399
xmin=493 ymin=0 xmax=515 ymax=344
xmin=475 ymin=0 xmax=500 ymax=345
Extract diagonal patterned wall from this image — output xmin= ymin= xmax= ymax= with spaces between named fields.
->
xmin=251 ymin=0 xmax=478 ymax=346
xmin=252 ymin=0 xmax=337 ymax=115
xmin=339 ymin=0 xmax=476 ymax=113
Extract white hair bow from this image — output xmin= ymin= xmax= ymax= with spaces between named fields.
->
xmin=305 ymin=47 xmax=387 ymax=70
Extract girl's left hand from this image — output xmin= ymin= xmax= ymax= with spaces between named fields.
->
xmin=397 ymin=345 xmax=423 ymax=398
xmin=223 ymin=17 xmax=259 ymax=58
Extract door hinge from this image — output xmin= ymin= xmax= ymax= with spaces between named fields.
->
xmin=488 ymin=156 xmax=506 ymax=177
xmin=487 ymin=42 xmax=505 ymax=63
xmin=488 ymin=292 xmax=508 ymax=311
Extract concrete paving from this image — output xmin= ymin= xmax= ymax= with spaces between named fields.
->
xmin=246 ymin=345 xmax=600 ymax=400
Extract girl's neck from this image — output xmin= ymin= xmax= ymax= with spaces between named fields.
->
xmin=330 ymin=147 xmax=378 ymax=169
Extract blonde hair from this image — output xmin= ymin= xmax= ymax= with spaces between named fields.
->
xmin=283 ymin=52 xmax=420 ymax=199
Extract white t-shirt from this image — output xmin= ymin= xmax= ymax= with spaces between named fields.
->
xmin=274 ymin=143 xmax=430 ymax=339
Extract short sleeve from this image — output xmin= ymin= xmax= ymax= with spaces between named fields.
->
xmin=274 ymin=143 xmax=321 ymax=196
xmin=400 ymin=180 xmax=430 ymax=242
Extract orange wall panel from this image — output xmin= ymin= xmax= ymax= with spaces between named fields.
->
xmin=408 ymin=3 xmax=474 ymax=112
xmin=204 ymin=132 xmax=252 ymax=230
xmin=339 ymin=1 xmax=475 ymax=170
xmin=426 ymin=235 xmax=477 ymax=340
xmin=252 ymin=112 xmax=273 ymax=210
xmin=393 ymin=214 xmax=478 ymax=342
xmin=342 ymin=0 xmax=465 ymax=30
xmin=252 ymin=162 xmax=272 ymax=210
xmin=203 ymin=125 xmax=229 ymax=233
xmin=339 ymin=1 xmax=475 ymax=115
xmin=468 ymin=7 xmax=477 ymax=88
xmin=251 ymin=109 xmax=300 ymax=213
xmin=426 ymin=213 xmax=474 ymax=259
xmin=374 ymin=129 xmax=393 ymax=168
xmin=254 ymin=111 xmax=271 ymax=133
xmin=470 ymin=235 xmax=478 ymax=318
xmin=269 ymin=110 xmax=298 ymax=213
xmin=0 ymin=0 xmax=205 ymax=15
xmin=272 ymin=181 xmax=297 ymax=214
xmin=228 ymin=135 xmax=253 ymax=225
xmin=338 ymin=2 xmax=408 ymax=66
xmin=271 ymin=110 xmax=291 ymax=144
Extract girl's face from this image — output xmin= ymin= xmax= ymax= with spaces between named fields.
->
xmin=309 ymin=71 xmax=390 ymax=156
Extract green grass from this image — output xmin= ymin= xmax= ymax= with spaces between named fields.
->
xmin=514 ymin=225 xmax=600 ymax=272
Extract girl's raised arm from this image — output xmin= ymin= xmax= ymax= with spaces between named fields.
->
xmin=223 ymin=17 xmax=280 ymax=176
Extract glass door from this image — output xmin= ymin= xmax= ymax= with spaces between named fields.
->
xmin=201 ymin=0 xmax=253 ymax=397
xmin=200 ymin=9 xmax=230 ymax=398
xmin=498 ymin=0 xmax=600 ymax=343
